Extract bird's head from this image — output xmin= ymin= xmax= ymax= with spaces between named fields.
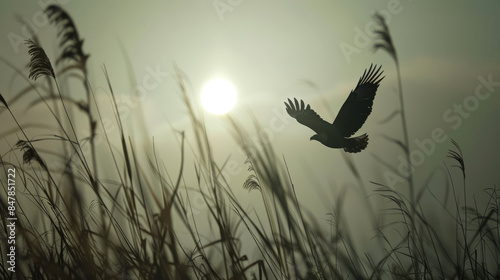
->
xmin=310 ymin=134 xmax=328 ymax=144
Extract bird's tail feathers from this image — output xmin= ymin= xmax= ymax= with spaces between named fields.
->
xmin=343 ymin=134 xmax=369 ymax=153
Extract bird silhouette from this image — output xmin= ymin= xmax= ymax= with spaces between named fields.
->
xmin=285 ymin=64 xmax=384 ymax=153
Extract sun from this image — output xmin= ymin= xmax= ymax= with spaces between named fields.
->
xmin=200 ymin=78 xmax=237 ymax=115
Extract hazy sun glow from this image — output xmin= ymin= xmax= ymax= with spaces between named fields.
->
xmin=201 ymin=78 xmax=237 ymax=115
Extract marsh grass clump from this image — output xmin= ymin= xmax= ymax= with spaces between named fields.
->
xmin=0 ymin=5 xmax=499 ymax=280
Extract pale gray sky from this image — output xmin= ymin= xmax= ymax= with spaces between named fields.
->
xmin=1 ymin=1 xmax=499 ymax=244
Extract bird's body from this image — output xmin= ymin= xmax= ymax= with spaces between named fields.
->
xmin=285 ymin=64 xmax=384 ymax=153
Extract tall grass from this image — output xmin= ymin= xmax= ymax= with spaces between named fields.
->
xmin=0 ymin=5 xmax=499 ymax=279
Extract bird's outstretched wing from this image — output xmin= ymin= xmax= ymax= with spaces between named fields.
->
xmin=285 ymin=98 xmax=331 ymax=134
xmin=332 ymin=64 xmax=384 ymax=137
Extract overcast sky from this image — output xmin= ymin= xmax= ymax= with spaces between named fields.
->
xmin=1 ymin=1 xmax=499 ymax=242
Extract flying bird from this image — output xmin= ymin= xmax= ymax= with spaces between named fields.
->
xmin=285 ymin=64 xmax=384 ymax=153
